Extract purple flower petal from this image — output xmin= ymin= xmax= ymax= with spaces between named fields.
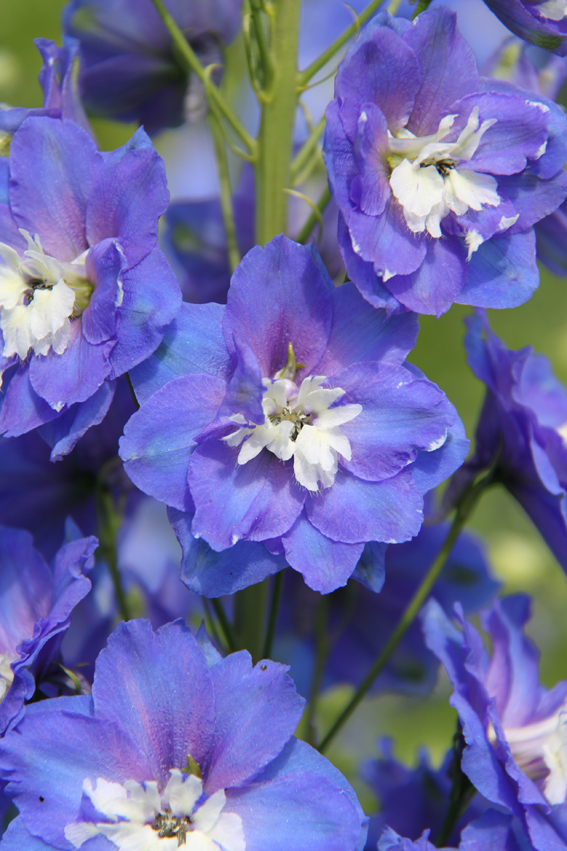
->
xmin=82 ymin=238 xmax=125 ymax=345
xmin=456 ymin=230 xmax=538 ymax=309
xmin=386 ymin=237 xmax=467 ymax=317
xmin=282 ymin=513 xmax=365 ymax=593
xmin=39 ymin=379 xmax=116 ymax=461
xmin=120 ymin=372 xmax=227 ymax=512
xmin=189 ymin=440 xmax=306 ymax=550
xmin=9 ymin=117 xmax=102 ymax=262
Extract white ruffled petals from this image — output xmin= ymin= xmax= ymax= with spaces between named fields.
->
xmin=0 ymin=652 xmax=15 ymax=702
xmin=225 ymin=375 xmax=362 ymax=492
xmin=65 ymin=769 xmax=245 ymax=851
xmin=388 ymin=107 xmax=500 ymax=239
xmin=0 ymin=229 xmax=90 ymax=360
xmin=538 ymin=0 xmax=567 ymax=20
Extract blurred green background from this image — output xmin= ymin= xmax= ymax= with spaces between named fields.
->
xmin=2 ymin=0 xmax=567 ymax=811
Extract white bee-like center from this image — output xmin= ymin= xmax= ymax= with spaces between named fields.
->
xmin=0 ymin=652 xmax=15 ymax=702
xmin=538 ymin=0 xmax=567 ymax=20
xmin=0 ymin=229 xmax=92 ymax=360
xmin=385 ymin=107 xmax=501 ymax=246
xmin=65 ymin=769 xmax=245 ymax=851
xmin=224 ymin=375 xmax=362 ymax=492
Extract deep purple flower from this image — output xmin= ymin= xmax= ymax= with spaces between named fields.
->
xmin=120 ymin=235 xmax=467 ymax=596
xmin=423 ymin=595 xmax=567 ymax=850
xmin=324 ymin=7 xmax=567 ymax=316
xmin=63 ymin=0 xmax=244 ymax=135
xmin=444 ymin=311 xmax=567 ymax=574
xmin=0 ymin=116 xmax=181 ymax=458
xmin=482 ymin=0 xmax=567 ymax=56
xmin=274 ymin=524 xmax=499 ymax=698
xmin=0 ymin=526 xmax=96 ymax=736
xmin=0 ymin=618 xmax=368 ymax=851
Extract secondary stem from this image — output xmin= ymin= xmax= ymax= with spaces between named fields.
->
xmin=209 ymin=116 xmax=241 ymax=272
xmin=262 ymin=572 xmax=284 ymax=660
xmin=317 ymin=469 xmax=494 ymax=754
xmin=233 ymin=580 xmax=269 ymax=662
xmin=95 ymin=484 xmax=131 ymax=622
xmin=297 ymin=0 xmax=388 ymax=87
xmin=149 ymin=0 xmax=256 ymax=153
xmin=254 ymin=0 xmax=302 ymax=244
xmin=297 ymin=184 xmax=331 ymax=244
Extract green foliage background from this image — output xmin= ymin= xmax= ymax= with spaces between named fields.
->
xmin=2 ymin=0 xmax=567 ymax=807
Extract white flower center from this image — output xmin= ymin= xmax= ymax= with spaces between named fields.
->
xmin=224 ymin=375 xmax=362 ymax=492
xmin=489 ymin=702 xmax=567 ymax=806
xmin=65 ymin=769 xmax=245 ymax=851
xmin=0 ymin=230 xmax=92 ymax=360
xmin=386 ymin=107 xmax=500 ymax=241
xmin=538 ymin=0 xmax=567 ymax=20
xmin=0 ymin=652 xmax=15 ymax=702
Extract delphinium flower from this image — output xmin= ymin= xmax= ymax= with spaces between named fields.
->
xmin=273 ymin=524 xmax=499 ymax=698
xmin=423 ymin=594 xmax=567 ymax=849
xmin=377 ymin=811 xmax=521 ymax=851
xmin=0 ymin=115 xmax=181 ymax=457
xmin=120 ymin=235 xmax=468 ymax=596
xmin=482 ymin=0 xmax=567 ymax=55
xmin=0 ymin=526 xmax=96 ymax=736
xmin=63 ymin=0 xmax=244 ymax=135
xmin=0 ymin=377 xmax=137 ymax=560
xmin=0 ymin=618 xmax=368 ymax=850
xmin=443 ymin=311 xmax=567 ymax=574
xmin=324 ymin=6 xmax=567 ymax=316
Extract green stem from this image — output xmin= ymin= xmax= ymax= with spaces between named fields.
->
xmin=297 ymin=0 xmax=388 ymax=87
xmin=261 ymin=572 xmax=284 ymax=660
xmin=211 ymin=598 xmax=238 ymax=653
xmin=95 ymin=485 xmax=131 ymax=622
xmin=254 ymin=0 xmax=302 ymax=244
xmin=202 ymin=597 xmax=225 ymax=651
xmin=149 ymin=0 xmax=256 ymax=153
xmin=248 ymin=0 xmax=273 ymax=89
xmin=317 ymin=469 xmax=493 ymax=754
xmin=209 ymin=116 xmax=241 ymax=272
xmin=234 ymin=581 xmax=269 ymax=662
xmin=303 ymin=597 xmax=329 ymax=745
xmin=297 ymin=185 xmax=331 ymax=244
xmin=290 ymin=115 xmax=326 ymax=184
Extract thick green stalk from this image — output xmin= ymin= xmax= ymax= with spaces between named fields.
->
xmin=254 ymin=0 xmax=302 ymax=245
xmin=262 ymin=572 xmax=284 ymax=660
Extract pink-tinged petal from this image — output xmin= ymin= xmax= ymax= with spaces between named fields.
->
xmin=189 ymin=441 xmax=305 ymax=551
xmin=282 ymin=513 xmax=364 ymax=593
xmin=204 ymin=652 xmax=304 ymax=793
xmin=223 ymin=236 xmax=333 ymax=379
xmin=307 ymin=468 xmax=423 ymax=545
xmin=9 ymin=117 xmax=103 ymax=261
xmin=92 ymin=620 xmax=215 ymax=790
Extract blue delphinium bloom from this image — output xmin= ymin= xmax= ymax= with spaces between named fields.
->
xmin=482 ymin=0 xmax=567 ymax=55
xmin=274 ymin=524 xmax=499 ymax=698
xmin=0 ymin=526 xmax=96 ymax=736
xmin=0 ymin=116 xmax=181 ymax=458
xmin=444 ymin=311 xmax=567 ymax=574
xmin=377 ymin=811 xmax=521 ymax=851
xmin=324 ymin=7 xmax=567 ymax=317
xmin=0 ymin=618 xmax=368 ymax=851
xmin=63 ymin=0 xmax=243 ymax=135
xmin=423 ymin=595 xmax=567 ymax=850
xmin=120 ymin=235 xmax=468 ymax=596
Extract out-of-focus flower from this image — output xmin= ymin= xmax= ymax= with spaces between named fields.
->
xmin=63 ymin=0 xmax=244 ymax=135
xmin=324 ymin=7 xmax=567 ymax=316
xmin=274 ymin=524 xmax=499 ymax=698
xmin=120 ymin=235 xmax=467 ymax=596
xmin=444 ymin=311 xmax=567 ymax=573
xmin=423 ymin=595 xmax=567 ymax=850
xmin=0 ymin=526 xmax=96 ymax=735
xmin=377 ymin=811 xmax=520 ymax=851
xmin=0 ymin=117 xmax=180 ymax=458
xmin=482 ymin=0 xmax=567 ymax=56
xmin=0 ymin=619 xmax=368 ymax=851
